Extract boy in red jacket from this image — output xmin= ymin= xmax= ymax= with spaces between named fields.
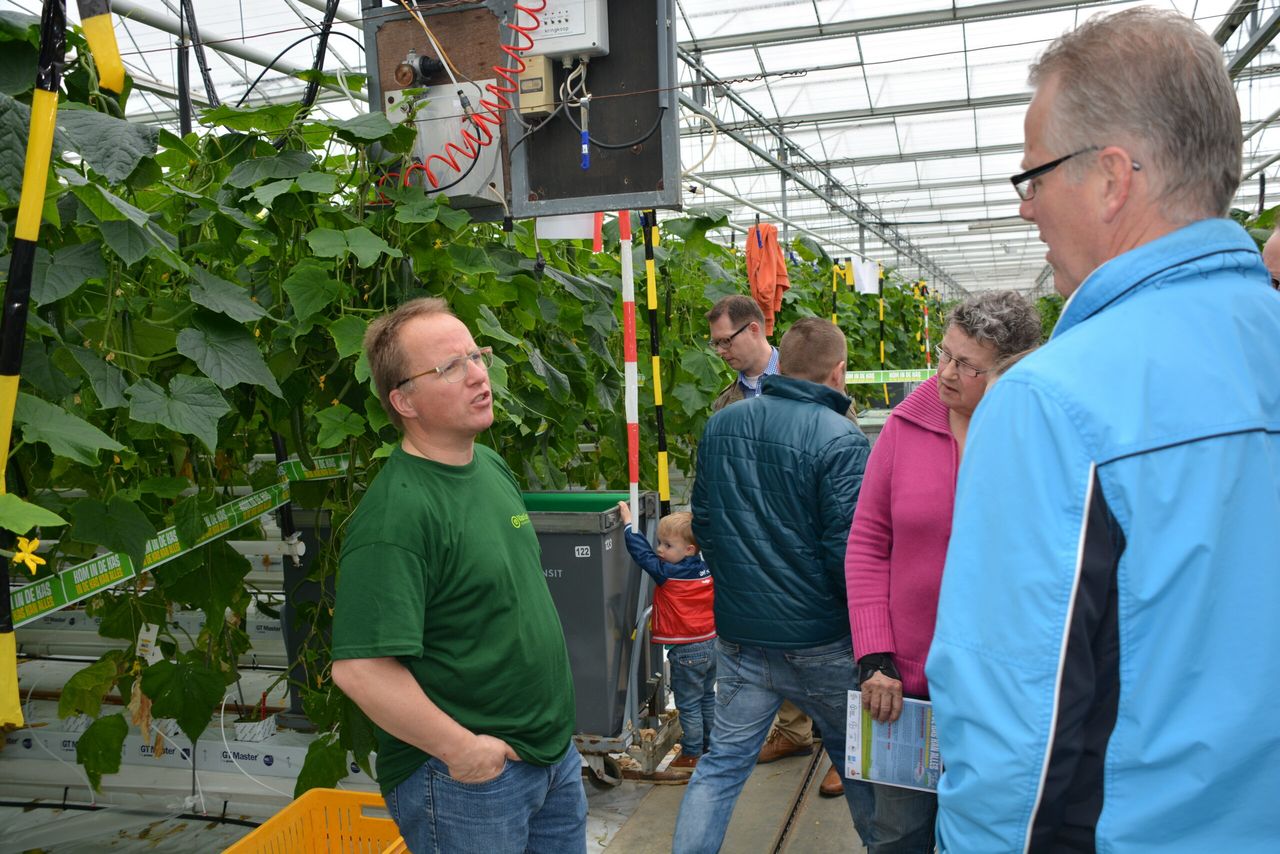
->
xmin=618 ymin=502 xmax=716 ymax=769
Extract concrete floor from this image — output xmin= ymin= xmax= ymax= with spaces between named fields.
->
xmin=605 ymin=751 xmax=865 ymax=853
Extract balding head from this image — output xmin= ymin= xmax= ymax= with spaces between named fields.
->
xmin=1263 ymin=229 xmax=1280 ymax=288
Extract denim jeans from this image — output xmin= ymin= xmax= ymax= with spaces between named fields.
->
xmin=870 ymin=783 xmax=936 ymax=853
xmin=669 ymin=638 xmax=718 ymax=756
xmin=672 ymin=638 xmax=877 ymax=853
xmin=386 ymin=741 xmax=587 ymax=854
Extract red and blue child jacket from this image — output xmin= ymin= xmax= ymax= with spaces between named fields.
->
xmin=622 ymin=524 xmax=716 ymax=645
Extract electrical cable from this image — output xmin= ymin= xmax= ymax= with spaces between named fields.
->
xmin=413 ymin=1 xmax=547 ymax=188
xmin=233 ymin=30 xmax=364 ymax=109
xmin=218 ymin=694 xmax=292 ymax=798
xmin=564 ymin=104 xmax=668 ymax=151
xmin=297 ymin=0 xmax=340 ymax=115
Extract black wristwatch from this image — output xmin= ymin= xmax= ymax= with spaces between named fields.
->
xmin=858 ymin=652 xmax=901 ymax=687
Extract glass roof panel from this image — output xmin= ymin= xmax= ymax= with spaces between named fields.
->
xmin=677 ymin=1 xmax=820 ymax=42
xmin=897 ymin=112 xmax=976 ymax=154
xmin=4 ymin=0 xmax=1277 ymax=293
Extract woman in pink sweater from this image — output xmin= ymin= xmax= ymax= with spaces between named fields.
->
xmin=844 ymin=291 xmax=1040 ymax=853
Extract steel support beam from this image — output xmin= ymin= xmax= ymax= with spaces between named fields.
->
xmin=1214 ymin=0 xmax=1260 ymax=45
xmin=1227 ymin=8 xmax=1280 ymax=76
xmin=678 ymin=0 xmax=1115 ymax=54
xmin=689 ymin=143 xmax=1024 ymax=180
xmin=698 ymin=93 xmax=1032 ymax=135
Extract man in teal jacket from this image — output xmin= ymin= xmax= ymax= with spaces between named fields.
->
xmin=927 ymin=8 xmax=1280 ymax=853
xmin=674 ymin=318 xmax=875 ymax=852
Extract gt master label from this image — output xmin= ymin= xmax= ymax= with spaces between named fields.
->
xmin=575 ymin=546 xmax=591 ymax=558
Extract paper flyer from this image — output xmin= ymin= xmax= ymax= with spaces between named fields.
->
xmin=845 ymin=690 xmax=941 ymax=792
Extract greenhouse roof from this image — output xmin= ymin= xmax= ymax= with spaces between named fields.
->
xmin=4 ymin=0 xmax=1278 ymax=295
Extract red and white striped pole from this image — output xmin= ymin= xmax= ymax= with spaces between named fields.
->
xmin=619 ymin=212 xmax=640 ymax=521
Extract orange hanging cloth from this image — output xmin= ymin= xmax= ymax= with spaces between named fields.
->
xmin=745 ymin=223 xmax=790 ymax=336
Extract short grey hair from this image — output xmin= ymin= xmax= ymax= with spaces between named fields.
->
xmin=1029 ymin=7 xmax=1241 ymax=222
xmin=947 ymin=291 xmax=1041 ymax=359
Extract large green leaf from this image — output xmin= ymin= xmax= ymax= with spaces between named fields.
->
xmin=58 ymin=105 xmax=159 ymax=184
xmin=526 ymin=347 xmax=570 ymax=397
xmin=251 ymin=178 xmax=295 ymax=208
xmin=306 ymin=226 xmax=402 ymax=268
xmin=70 ymin=182 xmax=150 ymax=226
xmin=14 ymin=393 xmax=123 ymax=465
xmin=141 ymin=654 xmax=226 ymax=743
xmin=170 ymin=493 xmax=217 ymax=550
xmin=328 ymin=316 xmax=367 ymax=359
xmin=200 ymin=102 xmax=304 ymax=133
xmin=139 ymin=476 xmax=192 ymax=499
xmin=0 ymin=37 xmax=35 ymax=97
xmin=20 ymin=339 xmax=76 ymax=400
xmin=476 ymin=305 xmax=523 ymax=346
xmin=225 ymin=150 xmax=313 ymax=188
xmin=69 ymin=494 xmax=158 ymax=570
xmin=435 ymin=205 xmax=471 ymax=231
xmin=125 ymin=375 xmax=231 ymax=451
xmin=318 ymin=111 xmax=398 ymax=144
xmin=189 ymin=267 xmax=267 ymax=322
xmin=314 ymin=403 xmax=365 ymax=449
xmin=59 ymin=659 xmax=118 ymax=719
xmin=393 ymin=194 xmax=439 ymax=224
xmin=448 ymin=245 xmax=495 ymax=275
xmin=282 ymin=260 xmax=343 ymax=323
xmin=177 ymin=312 xmax=283 ymax=397
xmin=68 ymin=345 xmax=127 ymax=408
xmin=295 ymin=171 xmax=336 ymax=194
xmin=94 ymin=588 xmax=168 ymax=641
xmin=31 ymin=242 xmax=106 ymax=306
xmin=153 ymin=540 xmax=251 ymax=625
xmin=98 ymin=219 xmax=153 ymax=266
xmin=0 ymin=493 xmax=67 ymax=535
xmin=295 ymin=733 xmax=349 ymax=796
xmin=76 ymin=713 xmax=128 ymax=791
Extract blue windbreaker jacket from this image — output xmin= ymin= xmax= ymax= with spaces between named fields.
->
xmin=927 ymin=218 xmax=1280 ymax=853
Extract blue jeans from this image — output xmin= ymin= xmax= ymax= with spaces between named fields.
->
xmin=870 ymin=783 xmax=936 ymax=853
xmin=672 ymin=638 xmax=876 ymax=853
xmin=386 ymin=741 xmax=587 ymax=854
xmin=669 ymin=639 xmax=718 ymax=756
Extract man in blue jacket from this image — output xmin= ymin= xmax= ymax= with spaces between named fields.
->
xmin=927 ymin=8 xmax=1280 ymax=853
xmin=673 ymin=318 xmax=875 ymax=852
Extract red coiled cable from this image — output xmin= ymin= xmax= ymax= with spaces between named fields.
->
xmin=407 ymin=0 xmax=546 ymax=190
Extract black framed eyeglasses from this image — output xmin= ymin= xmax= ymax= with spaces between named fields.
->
xmin=710 ymin=322 xmax=751 ymax=351
xmin=1011 ymin=146 xmax=1142 ymax=201
xmin=396 ymin=347 xmax=493 ymax=389
xmin=1010 ymin=147 xmax=1098 ymax=201
xmin=935 ymin=344 xmax=989 ymax=379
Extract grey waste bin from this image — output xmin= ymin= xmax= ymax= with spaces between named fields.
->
xmin=523 ymin=491 xmax=658 ymax=738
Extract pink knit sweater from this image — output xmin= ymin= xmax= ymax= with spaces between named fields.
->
xmin=845 ymin=376 xmax=957 ymax=698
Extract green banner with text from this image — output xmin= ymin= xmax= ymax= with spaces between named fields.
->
xmin=846 ymin=368 xmax=936 ymax=385
xmin=9 ymin=456 xmax=352 ymax=628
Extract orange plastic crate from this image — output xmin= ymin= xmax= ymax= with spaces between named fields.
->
xmin=225 ymin=788 xmax=407 ymax=854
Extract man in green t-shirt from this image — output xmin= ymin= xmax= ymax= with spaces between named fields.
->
xmin=331 ymin=297 xmax=584 ymax=854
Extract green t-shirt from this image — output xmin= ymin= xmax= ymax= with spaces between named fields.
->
xmin=331 ymin=444 xmax=574 ymax=794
